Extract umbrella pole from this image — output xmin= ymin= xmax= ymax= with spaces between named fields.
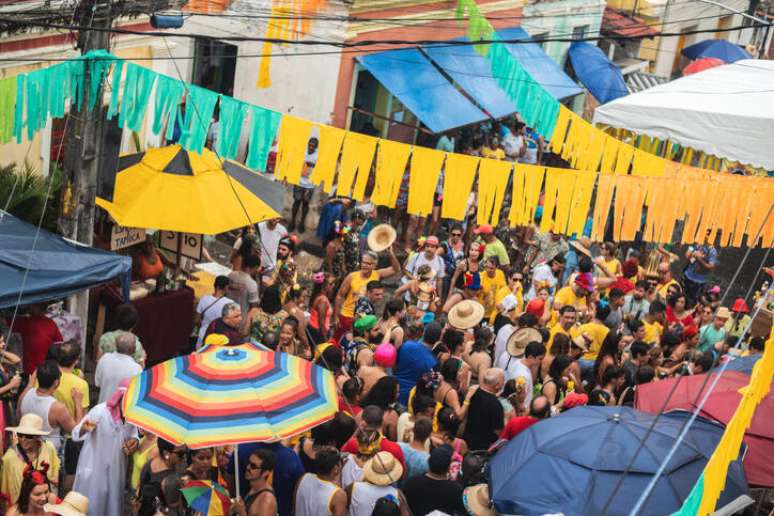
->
xmin=234 ymin=443 xmax=240 ymax=501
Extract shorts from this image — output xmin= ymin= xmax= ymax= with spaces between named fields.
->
xmin=293 ymin=185 xmax=314 ymax=203
xmin=64 ymin=439 xmax=83 ymax=475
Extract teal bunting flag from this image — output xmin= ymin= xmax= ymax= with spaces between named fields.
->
xmin=216 ymin=95 xmax=248 ymax=160
xmin=119 ymin=63 xmax=156 ymax=132
xmin=107 ymin=60 xmax=125 ymax=120
xmin=152 ymin=74 xmax=185 ymax=140
xmin=25 ymin=68 xmax=47 ymax=141
xmin=178 ymin=84 xmax=219 ymax=154
xmin=87 ymin=50 xmax=113 ymax=112
xmin=245 ymin=105 xmax=282 ymax=172
xmin=13 ymin=74 xmax=24 ymax=143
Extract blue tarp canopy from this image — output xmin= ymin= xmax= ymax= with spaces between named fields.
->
xmin=498 ymin=27 xmax=583 ymax=100
xmin=0 ymin=211 xmax=131 ymax=309
xmin=357 ymin=48 xmax=488 ymax=133
xmin=422 ymin=42 xmax=517 ymax=120
xmin=568 ymin=41 xmax=629 ymax=104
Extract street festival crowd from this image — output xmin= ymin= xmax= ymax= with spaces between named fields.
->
xmin=0 ymin=117 xmax=771 ymax=516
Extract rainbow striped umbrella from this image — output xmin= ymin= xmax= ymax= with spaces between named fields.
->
xmin=122 ymin=343 xmax=337 ymax=448
xmin=181 ymin=480 xmax=231 ymax=516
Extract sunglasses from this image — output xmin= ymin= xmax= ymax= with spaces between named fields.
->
xmin=511 ymin=276 xmax=523 ymax=281
xmin=17 ymin=434 xmax=36 ymax=439
xmin=246 ymin=462 xmax=263 ymax=471
xmin=451 ymin=232 xmax=462 ymax=237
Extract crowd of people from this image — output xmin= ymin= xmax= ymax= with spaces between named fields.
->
xmin=0 ymin=120 xmax=768 ymax=515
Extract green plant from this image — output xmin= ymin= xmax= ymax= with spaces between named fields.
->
xmin=0 ymin=162 xmax=63 ymax=231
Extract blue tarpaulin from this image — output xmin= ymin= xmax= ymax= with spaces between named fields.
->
xmin=0 ymin=211 xmax=131 ymax=308
xmin=357 ymin=48 xmax=488 ymax=133
xmin=568 ymin=41 xmax=629 ymax=104
xmin=498 ymin=27 xmax=583 ymax=100
xmin=422 ymin=42 xmax=517 ymax=120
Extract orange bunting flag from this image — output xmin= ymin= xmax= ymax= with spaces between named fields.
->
xmin=442 ymin=153 xmax=479 ymax=221
xmin=371 ymin=139 xmax=411 ymax=208
xmin=591 ymin=174 xmax=616 ymax=242
xmin=273 ymin=115 xmax=314 ymax=185
xmin=476 ymin=158 xmax=512 ymax=225
xmin=310 ymin=124 xmax=346 ymax=193
xmin=407 ymin=147 xmax=446 ymax=217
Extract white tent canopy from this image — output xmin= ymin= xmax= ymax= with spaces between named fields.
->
xmin=592 ymin=60 xmax=774 ymax=170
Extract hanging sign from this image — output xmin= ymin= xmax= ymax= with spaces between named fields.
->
xmin=111 ymin=225 xmax=146 ymax=250
xmin=159 ymin=231 xmax=203 ymax=261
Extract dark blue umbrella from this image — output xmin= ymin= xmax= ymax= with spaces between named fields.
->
xmin=714 ymin=354 xmax=760 ymax=375
xmin=489 ymin=406 xmax=749 ymax=516
xmin=567 ymin=42 xmax=629 ymax=104
xmin=682 ymin=39 xmax=751 ymax=63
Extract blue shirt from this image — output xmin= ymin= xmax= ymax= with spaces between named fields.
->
xmin=398 ymin=442 xmax=429 ymax=487
xmin=395 ymin=340 xmax=437 ymax=406
xmin=228 ymin=442 xmax=304 ymax=516
xmin=316 ymin=201 xmax=348 ymax=242
xmin=684 ymin=245 xmax=718 ymax=284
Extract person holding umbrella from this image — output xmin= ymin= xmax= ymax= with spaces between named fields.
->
xmin=231 ymin=449 xmax=277 ymax=516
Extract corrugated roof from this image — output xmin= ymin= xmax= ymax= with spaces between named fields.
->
xmin=602 ymin=6 xmax=658 ymax=38
xmin=625 ymin=71 xmax=668 ymax=93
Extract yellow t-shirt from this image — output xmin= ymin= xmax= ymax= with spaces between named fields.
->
xmin=480 ymin=269 xmax=507 ymax=321
xmin=54 ymin=370 xmax=90 ymax=422
xmin=577 ymin=321 xmax=610 ymax=360
xmin=554 ymin=286 xmax=588 ymax=312
xmin=341 ymin=271 xmax=379 ymax=318
xmin=0 ymin=441 xmax=60 ymax=503
xmin=482 ymin=147 xmax=506 ymax=161
xmin=547 ymin=323 xmax=579 ymax=350
xmin=642 ymin=320 xmax=663 ymax=346
xmin=657 ymin=279 xmax=679 ymax=299
xmin=601 ymin=258 xmax=621 ymax=277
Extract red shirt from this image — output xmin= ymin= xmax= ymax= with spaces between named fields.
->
xmin=500 ymin=416 xmax=539 ymax=440
xmin=610 ymin=277 xmax=635 ymax=294
xmin=9 ymin=315 xmax=63 ymax=374
xmin=666 ymin=306 xmax=694 ymax=327
xmin=341 ymin=436 xmax=405 ymax=470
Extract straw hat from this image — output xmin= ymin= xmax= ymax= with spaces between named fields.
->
xmin=6 ymin=413 xmax=50 ymax=436
xmin=572 ymin=334 xmax=590 ymax=353
xmin=362 ymin=451 xmax=403 ymax=486
xmin=506 ymin=327 xmax=542 ymax=357
xmin=463 ymin=484 xmax=496 ymax=516
xmin=448 ymin=300 xmax=485 ymax=330
xmin=367 ymin=224 xmax=396 ymax=252
xmin=715 ymin=306 xmax=731 ymax=320
xmin=45 ymin=491 xmax=89 ymax=516
xmin=570 ymin=237 xmax=592 ymax=258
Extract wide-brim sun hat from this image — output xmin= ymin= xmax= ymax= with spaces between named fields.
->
xmin=448 ymin=300 xmax=485 ymax=330
xmin=362 ymin=451 xmax=404 ymax=486
xmin=6 ymin=413 xmax=50 ymax=436
xmin=463 ymin=483 xmax=496 ymax=516
xmin=44 ymin=491 xmax=89 ymax=516
xmin=367 ymin=224 xmax=396 ymax=252
xmin=715 ymin=306 xmax=732 ymax=320
xmin=506 ymin=327 xmax=543 ymax=357
xmin=570 ymin=238 xmax=592 ymax=258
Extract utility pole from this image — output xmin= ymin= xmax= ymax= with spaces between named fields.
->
xmin=59 ymin=0 xmax=113 ymax=357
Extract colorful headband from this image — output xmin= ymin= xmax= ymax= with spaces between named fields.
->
xmin=23 ymin=463 xmax=49 ymax=485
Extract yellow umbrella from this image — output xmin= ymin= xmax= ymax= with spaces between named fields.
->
xmin=96 ymin=145 xmax=284 ymax=235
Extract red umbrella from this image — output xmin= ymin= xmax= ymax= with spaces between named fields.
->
xmin=683 ymin=57 xmax=724 ymax=76
xmin=635 ymin=370 xmax=774 ymax=487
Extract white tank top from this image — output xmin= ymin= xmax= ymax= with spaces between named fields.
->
xmin=341 ymin=455 xmax=364 ymax=488
xmin=349 ymin=482 xmax=398 ymax=516
xmin=20 ymin=390 xmax=62 ymax=451
xmin=295 ymin=473 xmax=342 ymax=516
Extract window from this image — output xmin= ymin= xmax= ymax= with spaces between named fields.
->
xmin=572 ymin=25 xmax=589 ymax=40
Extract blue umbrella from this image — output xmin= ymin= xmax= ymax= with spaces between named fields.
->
xmin=567 ymin=42 xmax=629 ymax=104
xmin=714 ymin=354 xmax=760 ymax=375
xmin=489 ymin=406 xmax=749 ymax=516
xmin=682 ymin=39 xmax=751 ymax=63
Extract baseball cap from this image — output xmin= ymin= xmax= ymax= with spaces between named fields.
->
xmin=474 ymin=224 xmax=493 ymax=235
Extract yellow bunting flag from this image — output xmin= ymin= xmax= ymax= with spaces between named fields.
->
xmin=599 ymin=136 xmax=619 ymax=175
xmin=613 ymin=143 xmax=634 ymax=176
xmin=476 ymin=158 xmax=512 ymax=225
xmin=521 ymin=164 xmax=545 ymax=226
xmin=442 ymin=153 xmax=479 ymax=221
xmin=407 ymin=147 xmax=446 ymax=217
xmin=591 ymin=174 xmax=615 ymax=242
xmin=371 ymin=139 xmax=411 ymax=208
xmin=310 ymin=124 xmax=346 ymax=193
xmin=337 ymin=132 xmax=377 ymax=201
xmin=567 ymin=170 xmax=595 ymax=237
xmin=273 ymin=115 xmax=314 ymax=185
xmin=550 ymin=106 xmax=572 ymax=155
xmin=508 ymin=163 xmax=525 ymax=227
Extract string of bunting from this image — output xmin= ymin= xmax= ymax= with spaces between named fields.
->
xmin=1 ymin=50 xmax=772 ymax=247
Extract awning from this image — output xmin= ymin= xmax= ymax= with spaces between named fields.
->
xmin=0 ymin=210 xmax=131 ymax=308
xmin=422 ymin=43 xmax=517 ymax=120
xmin=497 ymin=27 xmax=583 ymax=100
xmin=602 ymin=7 xmax=658 ymax=38
xmin=593 ymin=59 xmax=774 ymax=170
xmin=357 ymin=48 xmax=488 ymax=133
xmin=568 ymin=41 xmax=629 ymax=104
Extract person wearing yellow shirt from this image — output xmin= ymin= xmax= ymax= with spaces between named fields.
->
xmin=548 ymin=306 xmax=580 ymax=349
xmin=576 ymin=304 xmax=611 ymax=377
xmin=481 ymin=136 xmax=506 ymax=161
xmin=599 ymin=242 xmax=622 ymax=277
xmin=491 ymin=270 xmax=525 ymax=324
xmin=480 ymin=257 xmax=507 ymax=323
xmin=553 ymin=273 xmax=593 ymax=320
xmin=641 ymin=300 xmax=666 ymax=347
xmin=655 ymin=262 xmax=679 ymax=300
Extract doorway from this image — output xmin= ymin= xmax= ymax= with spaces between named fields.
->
xmin=192 ymin=39 xmax=238 ymax=96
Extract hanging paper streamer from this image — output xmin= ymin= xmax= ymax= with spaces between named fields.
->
xmin=245 ymin=105 xmax=282 ymax=172
xmin=408 ymin=147 xmax=446 ymax=217
xmin=372 ymin=139 xmax=411 ymax=208
xmin=107 ymin=60 xmax=125 ymax=121
xmin=0 ymin=77 xmax=17 ymax=144
xmin=310 ymin=124 xmax=346 ymax=193
xmin=476 ymin=158 xmax=511 ymax=225
xmin=178 ymin=84 xmax=219 ymax=154
xmin=337 ymin=132 xmax=377 ymax=201
xmin=152 ymin=74 xmax=185 ymax=141
xmin=273 ymin=115 xmax=314 ymax=185
xmin=13 ymin=74 xmax=25 ymax=144
xmin=87 ymin=50 xmax=113 ymax=111
xmin=567 ymin=170 xmax=595 ymax=237
xmin=591 ymin=174 xmax=615 ymax=242
xmin=216 ymin=96 xmax=248 ymax=160
xmin=520 ymin=164 xmax=545 ymax=226
xmin=119 ymin=63 xmax=157 ymax=133
xmin=441 ymin=153 xmax=479 ymax=221
xmin=507 ymin=164 xmax=525 ymax=227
